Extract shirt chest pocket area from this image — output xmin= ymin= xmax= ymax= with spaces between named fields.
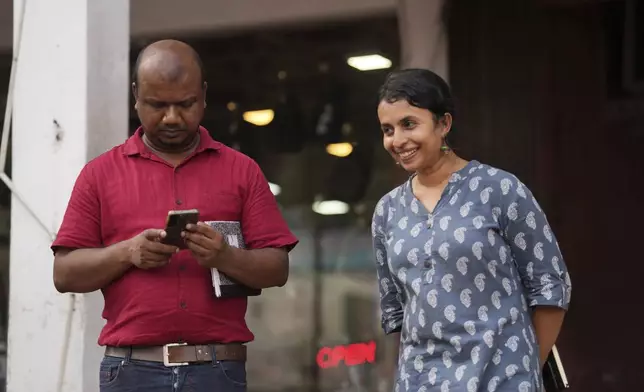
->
xmin=196 ymin=191 xmax=243 ymax=222
xmin=436 ymin=214 xmax=503 ymax=263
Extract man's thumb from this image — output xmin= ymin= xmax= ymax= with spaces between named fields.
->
xmin=143 ymin=229 xmax=165 ymax=240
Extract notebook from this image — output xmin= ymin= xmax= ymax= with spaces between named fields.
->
xmin=205 ymin=220 xmax=262 ymax=298
xmin=542 ymin=345 xmax=570 ymax=391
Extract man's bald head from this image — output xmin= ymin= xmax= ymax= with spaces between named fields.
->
xmin=132 ymin=39 xmax=206 ymax=86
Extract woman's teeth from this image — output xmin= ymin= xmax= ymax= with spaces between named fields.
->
xmin=398 ymin=149 xmax=418 ymax=159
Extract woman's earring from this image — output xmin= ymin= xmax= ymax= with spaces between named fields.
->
xmin=440 ymin=140 xmax=451 ymax=154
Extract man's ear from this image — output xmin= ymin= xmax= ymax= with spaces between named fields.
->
xmin=132 ymin=83 xmax=139 ymax=109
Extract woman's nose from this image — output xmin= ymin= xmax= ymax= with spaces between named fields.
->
xmin=392 ymin=130 xmax=406 ymax=149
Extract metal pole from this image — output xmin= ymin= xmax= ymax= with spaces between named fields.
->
xmin=0 ymin=0 xmax=27 ymax=174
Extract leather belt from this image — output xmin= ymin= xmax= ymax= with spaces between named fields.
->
xmin=105 ymin=343 xmax=246 ymax=366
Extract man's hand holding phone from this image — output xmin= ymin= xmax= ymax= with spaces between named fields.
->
xmin=123 ymin=209 xmax=201 ymax=270
xmin=126 ymin=229 xmax=179 ymax=270
xmin=182 ymin=222 xmax=230 ymax=269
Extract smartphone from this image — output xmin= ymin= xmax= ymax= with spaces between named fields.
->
xmin=161 ymin=209 xmax=200 ymax=248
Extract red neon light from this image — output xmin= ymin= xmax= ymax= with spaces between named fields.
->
xmin=316 ymin=340 xmax=376 ymax=369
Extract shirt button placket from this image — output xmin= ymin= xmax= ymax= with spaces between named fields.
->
xmin=173 ymin=167 xmax=182 ymax=206
xmin=175 ymin=165 xmax=187 ymax=344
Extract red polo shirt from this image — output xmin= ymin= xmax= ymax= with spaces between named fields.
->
xmin=51 ymin=127 xmax=298 ymax=346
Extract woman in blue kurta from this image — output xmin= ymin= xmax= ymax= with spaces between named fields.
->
xmin=372 ymin=69 xmax=571 ymax=392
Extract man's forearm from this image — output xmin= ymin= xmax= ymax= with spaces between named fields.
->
xmin=216 ymin=247 xmax=289 ymax=289
xmin=53 ymin=243 xmax=132 ymax=293
xmin=531 ymin=306 xmax=566 ymax=365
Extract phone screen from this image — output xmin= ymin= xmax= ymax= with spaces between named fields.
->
xmin=162 ymin=209 xmax=199 ymax=248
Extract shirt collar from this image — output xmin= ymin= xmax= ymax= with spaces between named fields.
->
xmin=122 ymin=126 xmax=221 ymax=156
xmin=403 ymin=159 xmax=481 ymax=215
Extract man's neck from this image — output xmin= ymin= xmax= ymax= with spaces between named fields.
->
xmin=142 ymin=133 xmax=200 ymax=163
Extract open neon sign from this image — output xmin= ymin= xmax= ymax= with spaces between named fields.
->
xmin=316 ymin=340 xmax=376 ymax=369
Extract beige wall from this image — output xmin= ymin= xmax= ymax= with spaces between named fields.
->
xmin=0 ymin=0 xmax=397 ymax=51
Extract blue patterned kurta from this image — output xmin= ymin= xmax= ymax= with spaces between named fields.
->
xmin=371 ymin=160 xmax=571 ymax=392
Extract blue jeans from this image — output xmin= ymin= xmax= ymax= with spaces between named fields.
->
xmin=99 ymin=354 xmax=247 ymax=392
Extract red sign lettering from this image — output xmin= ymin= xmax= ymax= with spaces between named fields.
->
xmin=316 ymin=340 xmax=376 ymax=369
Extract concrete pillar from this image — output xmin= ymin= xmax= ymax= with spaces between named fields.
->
xmin=8 ymin=1 xmax=129 ymax=391
xmin=397 ymin=0 xmax=449 ymax=81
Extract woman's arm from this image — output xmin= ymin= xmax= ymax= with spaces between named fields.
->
xmin=372 ymin=197 xmax=404 ymax=335
xmin=500 ymin=177 xmax=572 ymax=365
xmin=531 ymin=306 xmax=566 ymax=365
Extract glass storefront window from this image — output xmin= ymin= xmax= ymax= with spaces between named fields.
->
xmin=127 ymin=15 xmax=405 ymax=392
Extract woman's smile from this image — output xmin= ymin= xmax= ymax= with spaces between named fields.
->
xmin=397 ymin=147 xmax=419 ymax=163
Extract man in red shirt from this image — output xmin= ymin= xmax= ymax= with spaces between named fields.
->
xmin=52 ymin=39 xmax=298 ymax=392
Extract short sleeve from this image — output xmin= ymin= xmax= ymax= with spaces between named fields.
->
xmin=241 ymin=160 xmax=298 ymax=251
xmin=500 ymin=177 xmax=572 ymax=310
xmin=372 ymin=197 xmax=404 ymax=334
xmin=51 ymin=164 xmax=102 ymax=252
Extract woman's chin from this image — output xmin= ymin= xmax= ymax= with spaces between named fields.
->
xmin=399 ymin=155 xmax=423 ymax=172
xmin=400 ymin=161 xmax=421 ymax=172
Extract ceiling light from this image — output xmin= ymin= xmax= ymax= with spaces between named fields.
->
xmin=268 ymin=182 xmax=282 ymax=196
xmin=347 ymin=54 xmax=392 ymax=71
xmin=243 ymin=109 xmax=275 ymax=126
xmin=326 ymin=143 xmax=353 ymax=158
xmin=312 ymin=200 xmax=350 ymax=216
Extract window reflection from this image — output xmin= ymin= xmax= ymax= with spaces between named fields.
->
xmin=245 ymin=224 xmax=397 ymax=392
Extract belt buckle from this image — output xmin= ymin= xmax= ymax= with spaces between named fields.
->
xmin=163 ymin=343 xmax=189 ymax=367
